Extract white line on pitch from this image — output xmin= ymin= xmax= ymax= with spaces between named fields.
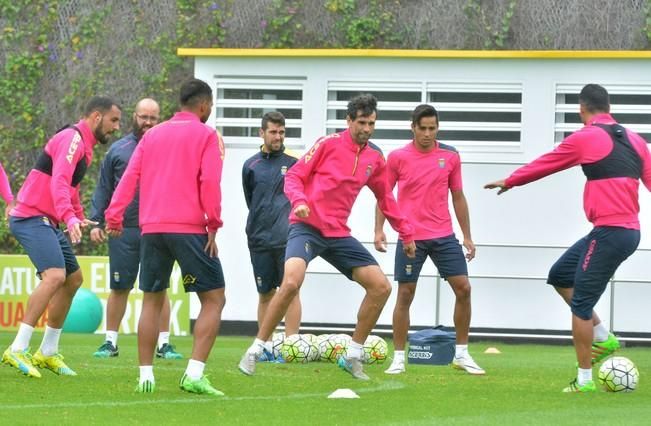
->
xmin=0 ymin=380 xmax=406 ymax=409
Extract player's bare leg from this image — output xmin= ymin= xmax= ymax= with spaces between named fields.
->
xmin=385 ymin=282 xmax=415 ymax=374
xmin=448 ymin=275 xmax=484 ymax=375
xmin=239 ymin=258 xmax=306 ymax=375
xmin=338 ymin=265 xmax=391 ymax=380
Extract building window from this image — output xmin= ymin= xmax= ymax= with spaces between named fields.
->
xmin=555 ymin=83 xmax=651 ymax=143
xmin=326 ymin=81 xmax=522 ymax=151
xmin=215 ymin=78 xmax=304 ymax=146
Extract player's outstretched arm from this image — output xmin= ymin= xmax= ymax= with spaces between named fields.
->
xmin=484 ymin=179 xmax=510 ymax=195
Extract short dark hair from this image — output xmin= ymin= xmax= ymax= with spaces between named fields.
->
xmin=261 ymin=111 xmax=286 ymax=130
xmin=412 ymin=104 xmax=438 ymax=126
xmin=346 ymin=94 xmax=377 ymax=121
xmin=579 ymin=84 xmax=610 ymax=114
xmin=83 ymin=97 xmax=121 ymax=116
xmin=179 ymin=78 xmax=213 ymax=107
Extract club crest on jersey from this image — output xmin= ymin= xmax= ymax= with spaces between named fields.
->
xmin=280 ymin=165 xmax=288 ymax=175
xmin=113 ymin=272 xmax=120 ymax=283
xmin=438 ymin=158 xmax=445 ymax=169
xmin=366 ymin=164 xmax=372 ymax=176
xmin=182 ymin=274 xmax=197 ymax=286
xmin=405 ymin=264 xmax=412 ymax=276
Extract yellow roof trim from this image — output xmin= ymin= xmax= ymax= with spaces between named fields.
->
xmin=177 ymin=48 xmax=651 ymax=59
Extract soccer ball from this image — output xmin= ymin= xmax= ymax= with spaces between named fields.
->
xmin=302 ymin=334 xmax=320 ymax=361
xmin=318 ymin=334 xmax=349 ymax=362
xmin=598 ymin=356 xmax=639 ymax=392
xmin=363 ymin=335 xmax=388 ymax=364
xmin=281 ymin=334 xmax=317 ymax=363
xmin=271 ymin=332 xmax=285 ymax=359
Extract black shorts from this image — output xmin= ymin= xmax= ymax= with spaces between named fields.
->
xmin=394 ymin=235 xmax=468 ymax=282
xmin=139 ymin=233 xmax=225 ymax=293
xmin=547 ymin=226 xmax=639 ymax=320
xmin=9 ymin=216 xmax=79 ymax=277
xmin=285 ymin=223 xmax=377 ymax=280
xmin=250 ymin=248 xmax=285 ymax=294
xmin=108 ymin=227 xmax=141 ymax=290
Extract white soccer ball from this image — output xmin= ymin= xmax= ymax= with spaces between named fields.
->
xmin=318 ymin=333 xmax=349 ymax=362
xmin=281 ymin=334 xmax=317 ymax=363
xmin=302 ymin=333 xmax=320 ymax=361
xmin=362 ymin=335 xmax=388 ymax=364
xmin=271 ymin=332 xmax=285 ymax=359
xmin=598 ymin=356 xmax=639 ymax=392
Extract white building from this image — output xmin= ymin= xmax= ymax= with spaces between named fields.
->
xmin=180 ymin=48 xmax=651 ymax=342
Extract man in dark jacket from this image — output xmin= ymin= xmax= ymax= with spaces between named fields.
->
xmin=242 ymin=112 xmax=301 ymax=359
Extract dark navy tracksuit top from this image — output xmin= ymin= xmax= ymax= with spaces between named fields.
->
xmin=90 ymin=133 xmax=140 ymax=228
xmin=242 ymin=146 xmax=298 ymax=250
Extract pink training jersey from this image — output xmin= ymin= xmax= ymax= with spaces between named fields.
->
xmin=0 ymin=162 xmax=13 ymax=204
xmin=105 ymin=111 xmax=225 ymax=234
xmin=387 ymin=141 xmax=463 ymax=240
xmin=505 ymin=113 xmax=651 ymax=229
xmin=285 ymin=129 xmax=414 ymax=243
xmin=12 ymin=120 xmax=96 ymax=228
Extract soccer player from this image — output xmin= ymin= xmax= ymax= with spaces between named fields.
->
xmin=376 ymin=104 xmax=485 ymax=375
xmin=2 ymin=97 xmax=121 ymax=378
xmin=0 ymin=161 xmax=14 ymax=218
xmin=238 ymin=94 xmax=416 ymax=380
xmin=105 ymin=79 xmax=225 ymax=396
xmin=90 ymin=98 xmax=182 ymax=360
xmin=485 ymin=84 xmax=651 ymax=392
xmin=242 ymin=111 xmax=301 ymax=360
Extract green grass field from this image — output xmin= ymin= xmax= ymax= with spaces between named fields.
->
xmin=1 ymin=332 xmax=650 ymax=425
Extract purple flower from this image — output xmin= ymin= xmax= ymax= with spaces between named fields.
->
xmin=75 ymin=50 xmax=83 ymax=60
xmin=48 ymin=53 xmax=57 ymax=62
xmin=260 ymin=19 xmax=267 ymax=28
xmin=37 ymin=45 xmax=45 ymax=52
xmin=209 ymin=2 xmax=219 ymax=10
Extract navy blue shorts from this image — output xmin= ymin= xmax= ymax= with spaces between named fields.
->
xmin=108 ymin=227 xmax=141 ymax=290
xmin=250 ymin=248 xmax=285 ymax=294
xmin=139 ymin=233 xmax=225 ymax=293
xmin=547 ymin=226 xmax=639 ymax=320
xmin=9 ymin=215 xmax=80 ymax=277
xmin=285 ymin=223 xmax=378 ymax=280
xmin=394 ymin=234 xmax=468 ymax=282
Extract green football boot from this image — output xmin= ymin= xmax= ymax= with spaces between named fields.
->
xmin=562 ymin=379 xmax=597 ymax=393
xmin=591 ymin=333 xmax=620 ymax=365
xmin=136 ymin=379 xmax=155 ymax=393
xmin=179 ymin=374 xmax=224 ymax=396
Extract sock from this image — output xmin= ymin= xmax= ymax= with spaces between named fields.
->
xmin=106 ymin=330 xmax=118 ymax=347
xmin=158 ymin=331 xmax=170 ymax=349
xmin=11 ymin=323 xmax=34 ymax=352
xmin=393 ymin=350 xmax=405 ymax=363
xmin=249 ymin=338 xmax=265 ymax=355
xmin=39 ymin=326 xmax=62 ymax=356
xmin=139 ymin=365 xmax=154 ymax=384
xmin=347 ymin=340 xmax=363 ymax=360
xmin=577 ymin=367 xmax=593 ymax=386
xmin=455 ymin=344 xmax=468 ymax=358
xmin=264 ymin=341 xmax=273 ymax=352
xmin=185 ymin=359 xmax=205 ymax=380
xmin=593 ymin=322 xmax=609 ymax=342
